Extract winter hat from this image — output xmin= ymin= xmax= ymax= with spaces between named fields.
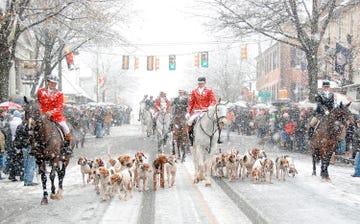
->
xmin=13 ymin=110 xmax=22 ymax=118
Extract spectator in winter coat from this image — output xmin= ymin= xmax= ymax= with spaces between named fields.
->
xmin=0 ymin=108 xmax=7 ymax=180
xmin=351 ymin=118 xmax=360 ymax=177
xmin=13 ymin=120 xmax=38 ymax=186
xmin=95 ymin=107 xmax=105 ymax=138
xmin=8 ymin=110 xmax=23 ymax=181
xmin=295 ymin=113 xmax=308 ymax=152
xmin=225 ymin=107 xmax=235 ymax=142
xmin=255 ymin=109 xmax=267 ymax=142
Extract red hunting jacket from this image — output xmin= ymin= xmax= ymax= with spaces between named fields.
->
xmin=188 ymin=87 xmax=217 ymax=114
xmin=154 ymin=97 xmax=171 ymax=113
xmin=37 ymin=88 xmax=66 ymax=123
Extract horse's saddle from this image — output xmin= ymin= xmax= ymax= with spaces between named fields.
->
xmin=52 ymin=121 xmax=66 ymax=142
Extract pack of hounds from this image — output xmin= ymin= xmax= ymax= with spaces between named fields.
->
xmin=77 ymin=151 xmax=177 ymax=201
xmin=211 ymin=147 xmax=298 ymax=183
xmin=77 ymin=147 xmax=298 ymax=201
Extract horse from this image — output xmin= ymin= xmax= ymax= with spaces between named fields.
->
xmin=141 ymin=107 xmax=153 ymax=137
xmin=309 ymin=102 xmax=352 ymax=182
xmin=155 ymin=103 xmax=171 ymax=153
xmin=192 ymin=101 xmax=228 ymax=186
xmin=171 ymin=112 xmax=189 ymax=162
xmin=23 ymin=97 xmax=75 ymax=205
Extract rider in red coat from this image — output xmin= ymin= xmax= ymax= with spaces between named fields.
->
xmin=186 ymin=77 xmax=221 ymax=144
xmin=154 ymin=91 xmax=171 ymax=115
xmin=36 ymin=75 xmax=72 ymax=154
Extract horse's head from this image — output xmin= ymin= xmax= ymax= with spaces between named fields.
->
xmin=209 ymin=99 xmax=228 ymax=127
xmin=160 ymin=102 xmax=167 ymax=113
xmin=332 ymin=102 xmax=352 ymax=125
xmin=23 ymin=96 xmax=43 ymax=129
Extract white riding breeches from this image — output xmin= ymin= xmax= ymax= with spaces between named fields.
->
xmin=59 ymin=121 xmax=70 ymax=135
xmin=187 ymin=111 xmax=202 ymax=126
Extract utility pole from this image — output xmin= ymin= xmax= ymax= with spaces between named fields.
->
xmin=96 ymin=46 xmax=99 ymax=103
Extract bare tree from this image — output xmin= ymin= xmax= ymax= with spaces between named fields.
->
xmin=206 ymin=48 xmax=255 ymax=101
xmin=204 ymin=0 xmax=359 ymax=100
xmin=0 ymin=0 xmax=130 ymax=101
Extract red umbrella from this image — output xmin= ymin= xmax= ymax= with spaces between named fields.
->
xmin=0 ymin=101 xmax=22 ymax=110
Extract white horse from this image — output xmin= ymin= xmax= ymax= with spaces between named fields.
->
xmin=192 ymin=101 xmax=228 ymax=186
xmin=141 ymin=107 xmax=154 ymax=137
xmin=156 ymin=102 xmax=171 ymax=153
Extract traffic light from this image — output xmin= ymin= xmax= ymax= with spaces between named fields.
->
xmin=134 ymin=57 xmax=139 ymax=70
xmin=147 ymin=56 xmax=154 ymax=71
xmin=122 ymin=55 xmax=129 ymax=70
xmin=194 ymin=53 xmax=199 ymax=67
xmin=241 ymin=46 xmax=248 ymax=60
xmin=155 ymin=57 xmax=160 ymax=70
xmin=169 ymin=55 xmax=176 ymax=70
xmin=200 ymin=51 xmax=208 ymax=68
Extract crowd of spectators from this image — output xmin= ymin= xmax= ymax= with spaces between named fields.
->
xmin=0 ymin=103 xmax=132 ymax=186
xmin=229 ymin=102 xmax=359 ymax=159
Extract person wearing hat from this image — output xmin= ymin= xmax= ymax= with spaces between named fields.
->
xmin=36 ymin=75 xmax=72 ymax=155
xmin=153 ymin=91 xmax=171 ymax=120
xmin=308 ymin=80 xmax=335 ymax=137
xmin=171 ymin=89 xmax=188 ymax=115
xmin=186 ymin=77 xmax=221 ymax=145
xmin=138 ymin=94 xmax=148 ymax=121
xmin=7 ymin=110 xmax=23 ymax=181
xmin=351 ymin=117 xmax=360 ymax=177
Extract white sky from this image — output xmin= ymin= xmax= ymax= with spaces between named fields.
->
xmin=74 ymin=0 xmax=259 ymax=108
xmin=115 ymin=0 xmax=216 ymax=105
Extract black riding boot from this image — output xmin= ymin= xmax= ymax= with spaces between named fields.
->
xmin=64 ymin=134 xmax=73 ymax=155
xmin=188 ymin=129 xmax=194 ymax=146
xmin=217 ymin=129 xmax=223 ymax=144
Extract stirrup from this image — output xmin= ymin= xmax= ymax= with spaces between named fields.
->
xmin=64 ymin=146 xmax=73 ymax=155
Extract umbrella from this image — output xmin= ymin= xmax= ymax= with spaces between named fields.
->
xmin=296 ymin=99 xmax=316 ymax=109
xmin=252 ymin=103 xmax=270 ymax=109
xmin=0 ymin=101 xmax=22 ymax=110
xmin=334 ymin=92 xmax=352 ymax=105
xmin=234 ymin=100 xmax=248 ymax=108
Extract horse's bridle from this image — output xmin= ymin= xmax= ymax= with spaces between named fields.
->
xmin=198 ymin=103 xmax=227 ymax=151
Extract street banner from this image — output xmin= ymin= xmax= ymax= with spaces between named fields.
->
xmin=335 ymin=43 xmax=350 ymax=75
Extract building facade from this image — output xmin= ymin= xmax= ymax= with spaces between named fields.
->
xmin=256 ymin=1 xmax=360 ymax=102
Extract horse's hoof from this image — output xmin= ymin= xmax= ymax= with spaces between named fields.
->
xmin=193 ymin=178 xmax=199 ymax=184
xmin=205 ymin=183 xmax=211 ymax=187
xmin=41 ymin=198 xmax=48 ymax=205
xmin=321 ymin=177 xmax=331 ymax=182
xmin=55 ymin=193 xmax=63 ymax=200
xmin=50 ymin=193 xmax=57 ymax=200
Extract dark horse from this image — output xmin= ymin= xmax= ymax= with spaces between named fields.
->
xmin=171 ymin=112 xmax=189 ymax=162
xmin=23 ymin=97 xmax=75 ymax=204
xmin=310 ymin=102 xmax=351 ymax=182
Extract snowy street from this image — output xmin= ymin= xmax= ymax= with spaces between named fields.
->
xmin=1 ymin=124 xmax=359 ymax=224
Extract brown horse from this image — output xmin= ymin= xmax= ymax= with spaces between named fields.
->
xmin=310 ymin=102 xmax=351 ymax=182
xmin=23 ymin=97 xmax=75 ymax=204
xmin=171 ymin=112 xmax=189 ymax=162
